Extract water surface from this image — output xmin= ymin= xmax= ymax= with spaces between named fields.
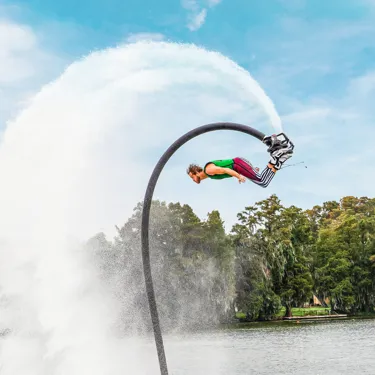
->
xmin=160 ymin=319 xmax=375 ymax=375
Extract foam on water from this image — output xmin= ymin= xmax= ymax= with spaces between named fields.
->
xmin=0 ymin=41 xmax=282 ymax=374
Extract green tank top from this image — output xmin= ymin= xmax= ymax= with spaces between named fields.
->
xmin=204 ymin=159 xmax=234 ymax=179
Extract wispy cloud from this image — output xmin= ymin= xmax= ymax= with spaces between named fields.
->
xmin=275 ymin=66 xmax=375 ymax=207
xmin=251 ymin=15 xmax=375 ymax=99
xmin=361 ymin=0 xmax=375 ymax=9
xmin=242 ymin=7 xmax=375 ymax=210
xmin=0 ymin=22 xmax=37 ymax=83
xmin=187 ymin=9 xmax=207 ymax=31
xmin=347 ymin=71 xmax=375 ymax=99
xmin=126 ymin=32 xmax=165 ymax=43
xmin=181 ymin=0 xmax=222 ymax=31
xmin=0 ymin=16 xmax=66 ymax=130
xmin=207 ymin=0 xmax=222 ymax=5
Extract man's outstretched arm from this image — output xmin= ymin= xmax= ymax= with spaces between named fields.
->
xmin=205 ymin=164 xmax=245 ymax=183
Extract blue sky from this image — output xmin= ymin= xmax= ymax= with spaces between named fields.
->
xmin=1 ymin=0 xmax=375 ymax=232
xmin=2 ymin=0 xmax=374 ymax=113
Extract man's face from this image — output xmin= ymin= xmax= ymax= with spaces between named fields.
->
xmin=189 ymin=172 xmax=201 ymax=184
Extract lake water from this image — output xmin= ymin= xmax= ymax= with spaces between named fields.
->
xmin=1 ymin=318 xmax=374 ymax=374
xmin=157 ymin=318 xmax=375 ymax=375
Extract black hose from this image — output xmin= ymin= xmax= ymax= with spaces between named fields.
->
xmin=141 ymin=122 xmax=266 ymax=375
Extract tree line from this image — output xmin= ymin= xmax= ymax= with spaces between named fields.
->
xmin=86 ymin=195 xmax=375 ymax=332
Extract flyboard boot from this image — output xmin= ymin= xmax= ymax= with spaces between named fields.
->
xmin=263 ymin=133 xmax=295 ymax=170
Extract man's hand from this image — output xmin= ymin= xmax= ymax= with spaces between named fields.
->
xmin=238 ymin=175 xmax=246 ymax=184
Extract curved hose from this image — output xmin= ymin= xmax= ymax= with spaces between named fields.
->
xmin=141 ymin=122 xmax=266 ymax=375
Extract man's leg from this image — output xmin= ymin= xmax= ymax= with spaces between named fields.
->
xmin=233 ymin=157 xmax=276 ymax=188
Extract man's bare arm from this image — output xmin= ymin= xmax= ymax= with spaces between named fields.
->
xmin=205 ymin=164 xmax=245 ymax=182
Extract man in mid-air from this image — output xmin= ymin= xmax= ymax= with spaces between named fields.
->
xmin=187 ymin=133 xmax=294 ymax=188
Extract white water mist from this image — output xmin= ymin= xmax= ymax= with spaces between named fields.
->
xmin=0 ymin=41 xmax=282 ymax=374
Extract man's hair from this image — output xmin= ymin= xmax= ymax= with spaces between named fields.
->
xmin=187 ymin=164 xmax=203 ymax=175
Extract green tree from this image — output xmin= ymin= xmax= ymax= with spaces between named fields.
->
xmin=313 ymin=196 xmax=375 ymax=313
xmin=231 ymin=195 xmax=314 ymax=319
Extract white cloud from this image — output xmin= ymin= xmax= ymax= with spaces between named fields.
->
xmin=248 ymin=13 xmax=375 ymax=208
xmin=347 ymin=71 xmax=375 ymax=97
xmin=361 ymin=0 xmax=375 ymax=9
xmin=251 ymin=16 xmax=375 ymax=101
xmin=274 ymin=67 xmax=375 ymax=210
xmin=126 ymin=32 xmax=165 ymax=43
xmin=0 ymin=18 xmax=66 ymax=129
xmin=0 ymin=22 xmax=37 ymax=83
xmin=187 ymin=9 xmax=207 ymax=31
xmin=182 ymin=0 xmax=222 ymax=31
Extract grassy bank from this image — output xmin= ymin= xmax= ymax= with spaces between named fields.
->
xmin=276 ymin=307 xmax=331 ymax=317
xmin=235 ymin=307 xmax=375 ymax=322
xmin=236 ymin=307 xmax=332 ymax=321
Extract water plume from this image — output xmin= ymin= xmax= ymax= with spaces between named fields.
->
xmin=0 ymin=40 xmax=282 ymax=374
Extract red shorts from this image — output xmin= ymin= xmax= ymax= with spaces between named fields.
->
xmin=232 ymin=157 xmax=261 ymax=182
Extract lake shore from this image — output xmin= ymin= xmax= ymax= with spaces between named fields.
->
xmin=232 ymin=307 xmax=375 ymax=325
